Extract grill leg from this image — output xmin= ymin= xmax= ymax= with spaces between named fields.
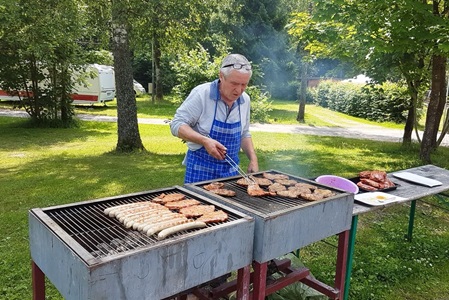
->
xmin=335 ymin=230 xmax=349 ymax=299
xmin=236 ymin=265 xmax=251 ymax=300
xmin=32 ymin=261 xmax=45 ymax=300
xmin=251 ymin=261 xmax=268 ymax=300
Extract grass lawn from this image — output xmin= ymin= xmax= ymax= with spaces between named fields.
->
xmin=1 ymin=100 xmax=449 ymax=299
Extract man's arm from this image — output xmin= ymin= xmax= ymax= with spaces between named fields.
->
xmin=177 ymin=124 xmax=227 ymax=160
xmin=241 ymin=136 xmax=259 ymax=173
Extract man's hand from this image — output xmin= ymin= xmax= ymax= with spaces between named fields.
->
xmin=247 ymin=160 xmax=259 ymax=173
xmin=204 ymin=138 xmax=227 ymax=160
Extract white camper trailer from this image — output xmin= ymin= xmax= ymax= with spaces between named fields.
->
xmin=0 ymin=64 xmax=116 ymax=105
xmin=72 ymin=64 xmax=116 ymax=105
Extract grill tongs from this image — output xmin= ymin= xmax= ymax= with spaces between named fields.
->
xmin=224 ymin=153 xmax=257 ymax=185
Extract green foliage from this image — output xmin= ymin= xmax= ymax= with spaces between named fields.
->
xmin=0 ymin=0 xmax=101 ymax=125
xmin=171 ymin=44 xmax=223 ymax=101
xmin=312 ymin=80 xmax=412 ymax=123
xmin=170 ymin=43 xmax=273 ymax=123
xmin=245 ymin=85 xmax=272 ymax=123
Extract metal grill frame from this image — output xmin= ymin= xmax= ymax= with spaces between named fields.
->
xmin=185 ymin=170 xmax=354 ymax=263
xmin=39 ymin=186 xmax=241 ymax=259
xmin=29 ymin=186 xmax=255 ymax=300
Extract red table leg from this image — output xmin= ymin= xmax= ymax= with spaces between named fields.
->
xmin=251 ymin=261 xmax=268 ymax=300
xmin=335 ymin=230 xmax=349 ymax=299
xmin=236 ymin=265 xmax=251 ymax=300
xmin=32 ymin=261 xmax=45 ymax=300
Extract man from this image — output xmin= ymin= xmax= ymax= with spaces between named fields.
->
xmin=170 ymin=53 xmax=259 ymax=183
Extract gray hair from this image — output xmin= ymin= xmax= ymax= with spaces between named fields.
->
xmin=220 ymin=54 xmax=252 ymax=77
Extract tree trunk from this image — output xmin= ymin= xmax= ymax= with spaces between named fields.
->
xmin=402 ymin=79 xmax=421 ymax=146
xmin=402 ymin=104 xmax=414 ymax=145
xmin=296 ymin=61 xmax=308 ymax=123
xmin=153 ymin=36 xmax=163 ymax=101
xmin=112 ymin=0 xmax=145 ymax=152
xmin=420 ymin=55 xmax=446 ymax=162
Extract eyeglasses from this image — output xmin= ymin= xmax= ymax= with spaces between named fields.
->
xmin=222 ymin=63 xmax=252 ymax=71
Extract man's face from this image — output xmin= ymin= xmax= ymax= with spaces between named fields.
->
xmin=219 ymin=70 xmax=251 ymax=104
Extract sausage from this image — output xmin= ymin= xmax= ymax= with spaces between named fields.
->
xmin=121 ymin=209 xmax=170 ymax=225
xmin=129 ymin=213 xmax=183 ymax=230
xmin=107 ymin=202 xmax=156 ymax=217
xmin=157 ymin=221 xmax=207 ymax=240
xmin=124 ymin=211 xmax=176 ymax=229
xmin=144 ymin=217 xmax=189 ymax=235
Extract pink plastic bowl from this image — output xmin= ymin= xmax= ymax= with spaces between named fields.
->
xmin=315 ymin=175 xmax=359 ymax=194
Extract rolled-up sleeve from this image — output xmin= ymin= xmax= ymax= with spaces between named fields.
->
xmin=170 ymin=89 xmax=203 ymax=137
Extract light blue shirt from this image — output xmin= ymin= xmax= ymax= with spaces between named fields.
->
xmin=170 ymin=79 xmax=252 ymax=151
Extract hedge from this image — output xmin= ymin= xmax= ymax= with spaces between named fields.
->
xmin=312 ymin=80 xmax=410 ymax=123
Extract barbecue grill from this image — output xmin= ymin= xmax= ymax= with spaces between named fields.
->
xmin=186 ymin=170 xmax=354 ymax=263
xmin=29 ymin=186 xmax=254 ymax=300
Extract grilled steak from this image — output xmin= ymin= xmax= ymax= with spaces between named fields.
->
xmin=236 ymin=177 xmax=272 ymax=186
xmin=179 ymin=205 xmax=216 ymax=217
xmin=268 ymin=182 xmax=287 ymax=193
xmin=255 ymin=177 xmax=273 ymax=186
xmin=277 ymin=189 xmax=303 ymax=198
xmin=275 ymin=179 xmax=298 ymax=186
xmin=262 ymin=172 xmax=289 ymax=180
xmin=203 ymin=182 xmax=225 ymax=191
xmin=247 ymin=183 xmax=276 ymax=197
xmin=294 ymin=182 xmax=317 ymax=191
xmin=164 ymin=199 xmax=201 ymax=209
xmin=153 ymin=193 xmax=186 ymax=203
xmin=208 ymin=188 xmax=236 ymax=197
xmin=313 ymin=188 xmax=335 ymax=198
xmin=299 ymin=193 xmax=324 ymax=201
xmin=197 ymin=210 xmax=228 ymax=223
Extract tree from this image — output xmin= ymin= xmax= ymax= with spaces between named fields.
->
xmin=132 ymin=0 xmax=215 ymax=102
xmin=0 ymin=0 xmax=88 ymax=126
xmin=111 ymin=0 xmax=145 ymax=152
xmin=287 ymin=0 xmax=449 ymax=162
xmin=211 ymin=0 xmax=303 ymax=100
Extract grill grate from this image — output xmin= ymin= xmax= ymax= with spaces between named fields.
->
xmin=191 ymin=171 xmax=333 ymax=215
xmin=44 ymin=188 xmax=239 ymax=259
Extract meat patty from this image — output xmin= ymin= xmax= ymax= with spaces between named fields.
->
xmin=208 ymin=188 xmax=236 ymax=197
xmin=277 ymin=189 xmax=303 ymax=198
xmin=237 ymin=177 xmax=272 ymax=186
xmin=294 ymin=182 xmax=317 ymax=191
xmin=255 ymin=177 xmax=273 ymax=186
xmin=263 ymin=172 xmax=289 ymax=180
xmin=153 ymin=193 xmax=186 ymax=203
xmin=203 ymin=182 xmax=225 ymax=191
xmin=268 ymin=182 xmax=287 ymax=193
xmin=179 ymin=205 xmax=216 ymax=217
xmin=197 ymin=210 xmax=228 ymax=223
xmin=275 ymin=179 xmax=298 ymax=186
xmin=300 ymin=193 xmax=324 ymax=201
xmin=164 ymin=199 xmax=201 ymax=209
xmin=247 ymin=183 xmax=276 ymax=197
xmin=313 ymin=188 xmax=335 ymax=198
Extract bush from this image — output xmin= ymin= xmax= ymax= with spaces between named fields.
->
xmin=312 ymin=80 xmax=410 ymax=123
xmin=246 ymin=85 xmax=272 ymax=123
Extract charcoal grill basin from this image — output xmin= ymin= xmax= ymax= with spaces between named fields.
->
xmin=29 ymin=186 xmax=254 ymax=300
xmin=185 ymin=170 xmax=354 ymax=263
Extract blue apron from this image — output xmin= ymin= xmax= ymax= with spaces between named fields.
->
xmin=184 ymin=100 xmax=242 ymax=183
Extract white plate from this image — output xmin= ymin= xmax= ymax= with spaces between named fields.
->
xmin=392 ymin=172 xmax=442 ymax=187
xmin=354 ymin=192 xmax=406 ymax=206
